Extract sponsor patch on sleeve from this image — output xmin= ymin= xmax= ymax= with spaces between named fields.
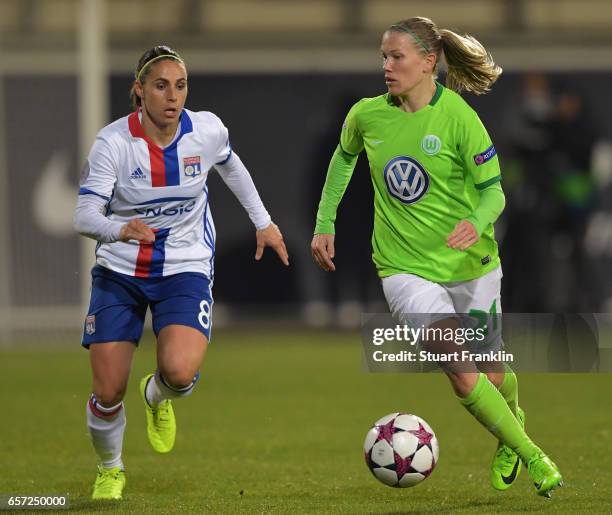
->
xmin=473 ymin=145 xmax=497 ymax=166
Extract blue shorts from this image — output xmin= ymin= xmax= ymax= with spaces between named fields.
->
xmin=82 ymin=265 xmax=213 ymax=348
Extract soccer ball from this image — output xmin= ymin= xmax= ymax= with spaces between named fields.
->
xmin=364 ymin=412 xmax=439 ymax=487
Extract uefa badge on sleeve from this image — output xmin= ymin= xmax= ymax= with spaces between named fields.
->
xmin=85 ymin=315 xmax=96 ymax=335
xmin=183 ymin=156 xmax=202 ymax=177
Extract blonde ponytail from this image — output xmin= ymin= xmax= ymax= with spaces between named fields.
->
xmin=439 ymin=29 xmax=502 ymax=95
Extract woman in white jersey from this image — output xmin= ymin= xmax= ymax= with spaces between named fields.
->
xmin=74 ymin=45 xmax=289 ymax=500
xmin=311 ymin=17 xmax=562 ymax=498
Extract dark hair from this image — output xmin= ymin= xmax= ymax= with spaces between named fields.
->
xmin=129 ymin=45 xmax=184 ymax=110
xmin=387 ymin=17 xmax=502 ymax=95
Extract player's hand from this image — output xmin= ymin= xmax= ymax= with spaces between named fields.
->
xmin=119 ymin=219 xmax=155 ymax=243
xmin=311 ymin=233 xmax=336 ymax=272
xmin=256 ymin=222 xmax=289 ymax=265
xmin=447 ymin=220 xmax=479 ymax=251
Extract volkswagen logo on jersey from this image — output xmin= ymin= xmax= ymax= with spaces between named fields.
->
xmin=421 ymin=134 xmax=442 ymax=156
xmin=383 ymin=156 xmax=430 ymax=204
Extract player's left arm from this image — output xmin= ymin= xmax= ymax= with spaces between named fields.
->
xmin=447 ymin=182 xmax=505 ymax=250
xmin=448 ymin=110 xmax=504 ymax=251
xmin=213 ymin=139 xmax=288 ymax=265
xmin=215 ymin=153 xmax=288 ymax=265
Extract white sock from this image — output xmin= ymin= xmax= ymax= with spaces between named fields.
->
xmin=145 ymin=373 xmax=164 ymax=407
xmin=86 ymin=394 xmax=126 ymax=470
xmin=145 ymin=370 xmax=200 ymax=407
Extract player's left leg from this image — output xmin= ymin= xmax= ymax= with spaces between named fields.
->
xmin=446 ymin=267 xmax=524 ymax=489
xmin=140 ymin=326 xmax=207 ymax=453
xmin=446 ymin=267 xmax=562 ymax=496
xmin=141 ymin=272 xmax=212 ymax=453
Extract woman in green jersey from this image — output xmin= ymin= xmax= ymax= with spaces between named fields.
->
xmin=311 ymin=17 xmax=562 ymax=498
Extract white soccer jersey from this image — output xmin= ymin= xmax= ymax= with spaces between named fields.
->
xmin=79 ymin=109 xmax=234 ymax=278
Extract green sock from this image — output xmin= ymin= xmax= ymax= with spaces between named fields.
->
xmin=497 ymin=363 xmax=519 ymax=415
xmin=459 ymin=373 xmax=539 ymax=462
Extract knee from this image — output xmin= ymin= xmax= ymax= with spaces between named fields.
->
xmin=159 ymin=367 xmax=198 ymax=389
xmin=446 ymin=371 xmax=479 ymax=398
xmin=93 ymin=386 xmax=126 ymax=407
xmin=486 ymin=371 xmax=506 ymax=388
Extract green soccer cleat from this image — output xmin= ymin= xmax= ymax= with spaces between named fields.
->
xmin=490 ymin=407 xmax=525 ymax=491
xmin=527 ymin=452 xmax=563 ymax=498
xmin=140 ymin=374 xmax=176 ymax=453
xmin=91 ymin=465 xmax=126 ymax=500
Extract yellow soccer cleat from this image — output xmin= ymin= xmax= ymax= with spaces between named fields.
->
xmin=490 ymin=407 xmax=525 ymax=490
xmin=528 ymin=452 xmax=563 ymax=498
xmin=139 ymin=374 xmax=176 ymax=453
xmin=91 ymin=465 xmax=125 ymax=500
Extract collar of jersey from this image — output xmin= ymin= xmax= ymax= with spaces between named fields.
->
xmin=386 ymin=80 xmax=444 ymax=111
xmin=128 ymin=108 xmax=193 ymax=150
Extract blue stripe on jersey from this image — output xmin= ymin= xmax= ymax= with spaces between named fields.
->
xmin=180 ymin=110 xmax=193 ymax=134
xmin=95 ymin=187 xmax=115 ymax=257
xmin=149 ymin=228 xmax=171 ymax=278
xmin=202 ymin=185 xmax=215 ymax=280
xmin=202 ymin=186 xmax=215 ymax=248
xmin=134 ymin=196 xmax=196 ymax=206
xmin=155 ymin=111 xmax=194 ymax=188
xmin=215 ymin=146 xmax=233 ymax=166
xmin=79 ymin=187 xmax=110 ymax=201
xmin=163 ymin=145 xmax=181 ymax=186
xmin=204 ymin=220 xmax=215 ymax=248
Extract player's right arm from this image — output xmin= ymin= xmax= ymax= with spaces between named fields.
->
xmin=74 ymin=134 xmax=154 ymax=243
xmin=311 ymin=101 xmax=364 ymax=272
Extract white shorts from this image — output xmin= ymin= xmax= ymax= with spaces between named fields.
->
xmin=382 ymin=266 xmax=503 ymax=351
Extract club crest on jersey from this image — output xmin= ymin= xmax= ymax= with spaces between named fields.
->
xmin=421 ymin=134 xmax=442 ymax=156
xmin=183 ymin=156 xmax=202 ymax=177
xmin=85 ymin=315 xmax=96 ymax=335
xmin=383 ymin=156 xmax=430 ymax=204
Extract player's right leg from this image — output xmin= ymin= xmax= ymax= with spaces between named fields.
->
xmin=485 ymin=364 xmax=525 ymax=490
xmin=88 ymin=342 xmax=135 ymax=500
xmin=82 ymin=265 xmax=147 ymax=500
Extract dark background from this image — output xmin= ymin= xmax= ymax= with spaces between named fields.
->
xmin=5 ymin=71 xmax=612 ymax=315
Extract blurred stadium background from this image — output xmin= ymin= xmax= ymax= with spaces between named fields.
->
xmin=1 ymin=0 xmax=612 ymax=342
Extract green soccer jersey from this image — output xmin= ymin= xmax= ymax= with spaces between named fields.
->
xmin=319 ymin=82 xmax=502 ymax=283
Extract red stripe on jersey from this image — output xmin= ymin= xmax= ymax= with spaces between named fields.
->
xmin=128 ymin=111 xmax=144 ymax=138
xmin=148 ymin=143 xmax=166 ymax=187
xmin=135 ymin=241 xmax=154 ymax=277
xmin=129 ymin=111 xmax=167 ymax=187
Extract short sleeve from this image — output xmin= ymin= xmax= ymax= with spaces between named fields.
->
xmin=460 ymin=110 xmax=501 ymax=190
xmin=78 ymin=135 xmax=118 ymax=200
xmin=214 ymin=116 xmax=232 ymax=165
xmin=339 ymin=101 xmax=365 ymax=156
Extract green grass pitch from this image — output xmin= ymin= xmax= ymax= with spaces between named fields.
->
xmin=1 ymin=329 xmax=611 ymax=513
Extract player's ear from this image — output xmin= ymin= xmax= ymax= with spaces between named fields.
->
xmin=423 ymin=53 xmax=436 ymax=74
xmin=133 ymin=80 xmax=144 ymax=100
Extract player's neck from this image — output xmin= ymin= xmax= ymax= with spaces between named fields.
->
xmin=395 ymin=79 xmax=436 ymax=113
xmin=141 ymin=111 xmax=179 ymax=147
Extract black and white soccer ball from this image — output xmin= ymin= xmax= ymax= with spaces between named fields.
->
xmin=364 ymin=412 xmax=439 ymax=488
